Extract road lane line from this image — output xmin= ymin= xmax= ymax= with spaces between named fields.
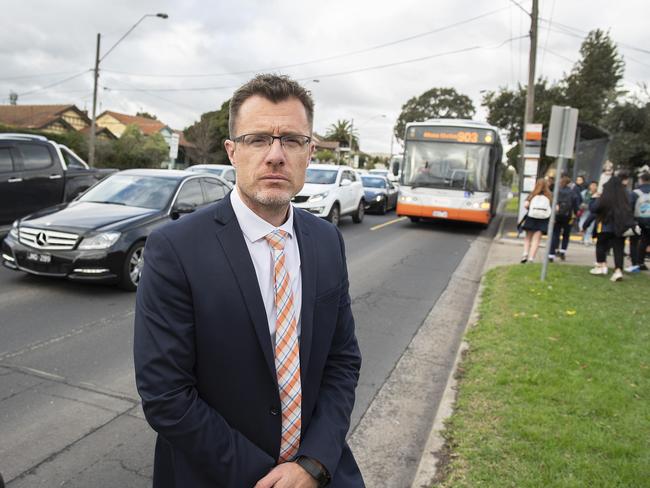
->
xmin=370 ymin=217 xmax=407 ymax=231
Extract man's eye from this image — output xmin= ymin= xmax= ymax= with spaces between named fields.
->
xmin=246 ymin=135 xmax=270 ymax=145
xmin=282 ymin=136 xmax=302 ymax=148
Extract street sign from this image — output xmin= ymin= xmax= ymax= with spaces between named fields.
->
xmin=546 ymin=106 xmax=578 ymax=158
xmin=169 ymin=133 xmax=180 ymax=159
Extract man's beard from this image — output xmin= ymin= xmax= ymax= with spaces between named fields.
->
xmin=248 ymin=188 xmax=292 ymax=209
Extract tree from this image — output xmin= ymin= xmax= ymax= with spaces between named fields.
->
xmin=184 ymin=100 xmax=231 ymax=164
xmin=325 ymin=119 xmax=358 ymax=150
xmin=605 ymin=100 xmax=650 ymax=168
xmin=393 ymin=87 xmax=475 ymax=142
xmin=563 ymin=29 xmax=624 ymax=126
xmin=101 ymin=125 xmax=168 ymax=169
xmin=314 ymin=149 xmax=336 ymax=163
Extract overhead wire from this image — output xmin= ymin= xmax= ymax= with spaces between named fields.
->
xmin=16 ymin=70 xmax=92 ymax=98
xmin=101 ymin=6 xmax=510 ymax=79
xmin=104 ymin=35 xmax=527 ymax=94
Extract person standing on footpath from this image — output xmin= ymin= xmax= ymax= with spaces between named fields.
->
xmin=627 ymin=171 xmax=650 ymax=272
xmin=519 ymin=178 xmax=552 ymax=263
xmin=548 ymin=175 xmax=581 ymax=262
xmin=585 ymin=176 xmax=636 ymax=281
xmin=134 ymin=74 xmax=363 ymax=487
xmin=579 ymin=181 xmax=598 ymax=245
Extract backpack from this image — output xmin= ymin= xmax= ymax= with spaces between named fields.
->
xmin=634 ymin=189 xmax=650 ymax=219
xmin=528 ymin=195 xmax=551 ymax=219
xmin=556 ymin=189 xmax=573 ymax=219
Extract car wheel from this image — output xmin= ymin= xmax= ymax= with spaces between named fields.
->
xmin=409 ymin=216 xmax=420 ymax=223
xmin=326 ymin=203 xmax=340 ymax=226
xmin=380 ymin=200 xmax=388 ymax=215
xmin=120 ymin=241 xmax=145 ymax=291
xmin=352 ymin=200 xmax=365 ymax=223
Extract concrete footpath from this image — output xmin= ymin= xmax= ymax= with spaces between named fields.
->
xmin=350 ymin=213 xmax=600 ymax=487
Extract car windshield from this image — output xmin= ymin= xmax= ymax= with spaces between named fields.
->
xmin=403 ymin=141 xmax=491 ymax=192
xmin=370 ymin=170 xmax=388 ymax=177
xmin=79 ymin=174 xmax=179 ymax=209
xmin=188 ymin=166 xmax=223 ymax=176
xmin=306 ymin=168 xmax=338 ymax=185
xmin=362 ymin=177 xmax=386 ymax=188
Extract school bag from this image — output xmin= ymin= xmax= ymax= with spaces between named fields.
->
xmin=528 ymin=194 xmax=551 ymax=219
xmin=633 ymin=189 xmax=650 ymax=220
xmin=556 ymin=188 xmax=573 ymax=219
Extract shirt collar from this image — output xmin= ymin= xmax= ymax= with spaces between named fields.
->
xmin=230 ymin=186 xmax=294 ymax=244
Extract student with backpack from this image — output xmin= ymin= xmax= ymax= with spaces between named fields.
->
xmin=585 ymin=176 xmax=636 ymax=282
xmin=627 ymin=172 xmax=650 ymax=272
xmin=548 ymin=175 xmax=581 ymax=262
xmin=519 ymin=178 xmax=552 ymax=263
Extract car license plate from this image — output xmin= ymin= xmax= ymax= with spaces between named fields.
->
xmin=433 ymin=210 xmax=448 ymax=218
xmin=26 ymin=252 xmax=51 ymax=263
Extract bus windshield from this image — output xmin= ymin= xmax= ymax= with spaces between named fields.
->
xmin=403 ymin=141 xmax=491 ymax=192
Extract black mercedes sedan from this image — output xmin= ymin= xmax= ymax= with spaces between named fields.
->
xmin=361 ymin=175 xmax=398 ymax=214
xmin=1 ymin=169 xmax=232 ymax=290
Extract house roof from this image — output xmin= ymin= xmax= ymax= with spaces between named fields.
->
xmin=98 ymin=110 xmax=169 ymax=135
xmin=0 ymin=104 xmax=89 ymax=129
xmin=312 ymin=133 xmax=340 ymax=150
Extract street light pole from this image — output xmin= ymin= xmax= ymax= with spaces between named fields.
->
xmin=87 ymin=13 xmax=168 ymax=167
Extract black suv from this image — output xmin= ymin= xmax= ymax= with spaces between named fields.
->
xmin=0 ymin=133 xmax=115 ymax=236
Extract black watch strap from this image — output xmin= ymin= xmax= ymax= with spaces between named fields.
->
xmin=295 ymin=456 xmax=331 ymax=487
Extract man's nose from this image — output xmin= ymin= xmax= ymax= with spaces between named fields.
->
xmin=265 ymin=138 xmax=286 ymax=163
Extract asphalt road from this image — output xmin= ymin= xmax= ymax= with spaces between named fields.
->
xmin=0 ymin=210 xmax=486 ymax=487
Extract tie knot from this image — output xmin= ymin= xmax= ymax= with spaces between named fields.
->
xmin=265 ymin=229 xmax=288 ymax=251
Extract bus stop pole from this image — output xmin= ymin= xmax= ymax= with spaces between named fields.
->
xmin=541 ymin=106 xmax=570 ymax=281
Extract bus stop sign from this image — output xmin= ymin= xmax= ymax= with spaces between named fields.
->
xmin=546 ymin=106 xmax=579 ymax=158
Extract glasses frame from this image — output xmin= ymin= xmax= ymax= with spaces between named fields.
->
xmin=232 ymin=133 xmax=312 ymax=153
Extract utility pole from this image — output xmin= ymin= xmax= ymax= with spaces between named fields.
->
xmin=517 ymin=0 xmax=539 ymax=221
xmin=88 ymin=33 xmax=101 ymax=168
xmin=349 ymin=118 xmax=354 ymax=166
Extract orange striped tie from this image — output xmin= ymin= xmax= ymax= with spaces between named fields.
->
xmin=265 ymin=230 xmax=302 ymax=462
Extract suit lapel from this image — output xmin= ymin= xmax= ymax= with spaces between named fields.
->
xmin=294 ymin=210 xmax=316 ymax=381
xmin=213 ymin=197 xmax=277 ymax=384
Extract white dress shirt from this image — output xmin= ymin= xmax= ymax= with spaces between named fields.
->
xmin=230 ymin=187 xmax=302 ymax=342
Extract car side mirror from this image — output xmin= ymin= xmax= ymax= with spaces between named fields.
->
xmin=392 ymin=161 xmax=400 ymax=176
xmin=340 ymin=179 xmax=351 ymax=187
xmin=171 ymin=202 xmax=196 ymax=219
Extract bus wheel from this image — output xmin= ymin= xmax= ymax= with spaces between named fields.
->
xmin=409 ymin=216 xmax=420 ymax=223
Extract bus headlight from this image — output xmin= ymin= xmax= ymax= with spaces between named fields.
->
xmin=480 ymin=202 xmax=491 ymax=209
xmin=399 ymin=195 xmax=419 ymax=203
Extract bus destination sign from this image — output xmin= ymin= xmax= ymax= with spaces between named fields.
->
xmin=407 ymin=126 xmax=495 ymax=144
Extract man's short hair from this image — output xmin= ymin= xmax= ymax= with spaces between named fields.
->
xmin=640 ymin=172 xmax=650 ymax=183
xmin=228 ymin=74 xmax=314 ymax=138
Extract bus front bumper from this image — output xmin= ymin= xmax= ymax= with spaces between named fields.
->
xmin=397 ymin=202 xmax=490 ymax=224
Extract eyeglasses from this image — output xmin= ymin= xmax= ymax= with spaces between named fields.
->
xmin=232 ymin=133 xmax=312 ymax=154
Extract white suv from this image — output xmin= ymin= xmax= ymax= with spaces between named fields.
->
xmin=292 ymin=164 xmax=365 ymax=226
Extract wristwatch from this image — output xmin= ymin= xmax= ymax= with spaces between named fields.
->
xmin=295 ymin=456 xmax=331 ymax=487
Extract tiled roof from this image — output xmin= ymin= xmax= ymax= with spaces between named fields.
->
xmin=0 ymin=104 xmax=81 ymax=129
xmin=98 ymin=110 xmax=167 ymax=135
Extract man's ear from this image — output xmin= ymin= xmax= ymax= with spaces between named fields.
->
xmin=224 ymin=139 xmax=236 ymax=166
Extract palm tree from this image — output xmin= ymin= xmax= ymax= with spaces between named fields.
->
xmin=325 ymin=119 xmax=359 ymax=151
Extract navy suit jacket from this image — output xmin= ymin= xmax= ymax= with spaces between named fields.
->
xmin=134 ymin=195 xmax=364 ymax=487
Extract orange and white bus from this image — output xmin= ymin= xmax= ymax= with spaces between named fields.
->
xmin=396 ymin=119 xmax=503 ymax=225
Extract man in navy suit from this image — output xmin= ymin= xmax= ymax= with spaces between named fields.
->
xmin=134 ymin=74 xmax=364 ymax=487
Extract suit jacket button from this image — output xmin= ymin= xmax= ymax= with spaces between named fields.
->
xmin=270 ymin=407 xmax=280 ymax=416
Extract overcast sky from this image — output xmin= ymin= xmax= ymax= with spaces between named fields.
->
xmin=1 ymin=0 xmax=648 ymax=154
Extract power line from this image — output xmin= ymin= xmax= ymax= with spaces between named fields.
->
xmin=0 ymin=70 xmax=86 ymax=82
xmin=104 ymin=35 xmax=527 ymax=94
xmin=17 ymin=70 xmax=92 ymax=98
xmin=101 ymin=6 xmax=510 ymax=80
xmin=539 ymin=0 xmax=557 ymax=74
xmin=508 ymin=0 xmax=530 ymax=16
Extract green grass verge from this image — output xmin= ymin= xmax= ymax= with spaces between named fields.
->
xmin=505 ymin=196 xmax=519 ymax=213
xmin=439 ymin=264 xmax=650 ymax=488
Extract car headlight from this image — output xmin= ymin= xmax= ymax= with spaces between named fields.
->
xmin=399 ymin=195 xmax=419 ymax=203
xmin=9 ymin=220 xmax=19 ymax=239
xmin=78 ymin=232 xmax=121 ymax=250
xmin=308 ymin=191 xmax=329 ymax=203
xmin=375 ymin=195 xmax=384 ymax=202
